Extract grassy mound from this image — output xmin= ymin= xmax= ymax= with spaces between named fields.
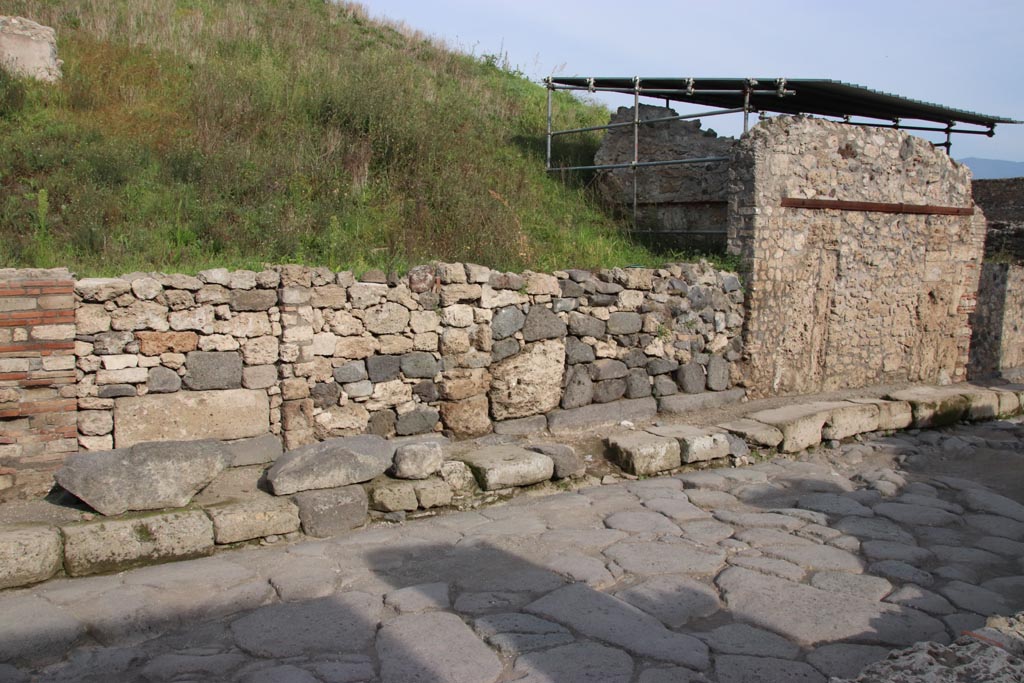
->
xmin=0 ymin=0 xmax=677 ymax=276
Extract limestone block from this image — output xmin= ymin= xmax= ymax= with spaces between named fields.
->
xmin=746 ymin=402 xmax=846 ymax=453
xmin=55 ymin=439 xmax=229 ymax=515
xmin=413 ymin=478 xmax=453 ymax=508
xmin=658 ymin=388 xmax=745 ymax=414
xmin=0 ymin=525 xmax=62 ymax=589
xmin=222 ymin=433 xmax=282 ymax=467
xmin=136 ymin=331 xmax=198 ymax=355
xmin=489 ymin=340 xmax=565 ymax=420
xmin=457 ymin=445 xmax=554 ymax=490
xmin=956 ymin=386 xmax=1001 ymax=420
xmin=113 ymin=389 xmax=270 ymax=448
xmin=363 ymin=302 xmax=410 ymax=334
xmin=242 ymin=364 xmax=277 ymax=389
xmin=528 ymin=443 xmax=587 ymax=479
xmin=61 ymin=509 xmax=214 ymax=576
xmin=369 ymin=478 xmax=419 ymax=512
xmin=392 ymin=442 xmax=444 ymax=480
xmin=439 ymin=395 xmax=492 ymax=438
xmin=848 ymin=398 xmax=913 ymax=431
xmin=293 ymin=485 xmax=368 ymax=537
xmin=646 ymin=424 xmax=730 ymax=463
xmin=267 ymin=435 xmax=396 ymax=495
xmin=77 ymin=410 xmax=113 ymax=436
xmin=76 ymin=304 xmax=111 ymax=335
xmin=717 ymin=418 xmax=784 ymax=448
xmin=206 ymin=496 xmax=300 ymax=544
xmin=75 ymin=277 xmax=130 ymax=302
xmin=606 ymin=431 xmax=681 ymax=476
xmin=887 ymin=387 xmax=969 ymax=428
xmin=547 ymin=397 xmax=658 ymax=436
xmin=822 ymin=402 xmax=880 ymax=440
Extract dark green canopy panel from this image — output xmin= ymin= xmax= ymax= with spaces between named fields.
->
xmin=547 ymin=77 xmax=1018 ymax=130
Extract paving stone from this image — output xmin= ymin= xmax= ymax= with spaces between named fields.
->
xmin=140 ymin=652 xmax=250 ymax=681
xmin=267 ymin=562 xmax=341 ymax=602
xmin=805 ymin=643 xmax=890 ymax=679
xmin=894 ymin=493 xmax=963 ymax=514
xmin=645 ymin=424 xmax=729 ymax=463
xmin=377 ymin=611 xmax=502 ymax=683
xmin=869 ymin=560 xmax=934 ymax=587
xmin=606 ymin=431 xmax=681 ymax=476
xmin=713 ymin=511 xmax=805 ymax=531
xmin=717 ymin=418 xmax=784 ymax=447
xmin=834 ymin=515 xmax=915 ymax=544
xmin=604 ymin=510 xmax=681 ymax=534
xmin=231 ymin=592 xmax=381 ymax=658
xmin=642 ymin=497 xmax=711 ymax=523
xmin=0 ymin=595 xmax=86 ymax=666
xmin=637 ymin=667 xmax=708 ymax=683
xmin=976 ymin=535 xmax=1024 ymax=558
xmin=938 ymin=581 xmax=1009 ymax=615
xmin=981 ymin=576 xmax=1024 ymax=609
xmin=512 ymin=642 xmax=634 ymax=683
xmin=885 ymin=584 xmax=956 ymax=615
xmin=929 ymin=544 xmax=1005 ymax=568
xmin=525 ymin=583 xmax=709 ymax=669
xmin=715 ymin=655 xmax=825 ymax=683
xmin=472 ymin=613 xmax=573 ymax=655
xmin=698 ymin=622 xmax=800 ymax=658
xmin=0 ymin=525 xmax=62 ymax=589
xmin=292 ymin=485 xmax=368 ymax=537
xmin=727 ymin=555 xmax=806 ymax=582
xmin=206 ymin=496 xmax=300 ymax=544
xmin=760 ymin=542 xmax=864 ymax=573
xmin=733 ymin=528 xmax=815 ymax=547
xmin=686 ymin=490 xmax=742 ymax=509
xmin=61 ymin=509 xmax=214 ymax=577
xmin=798 ymin=493 xmax=874 ymax=518
xmin=809 ymin=571 xmax=893 ymax=601
xmin=675 ymin=471 xmax=730 ymax=491
xmin=238 ymin=664 xmax=319 ymax=683
xmin=384 ymin=582 xmax=451 ymax=614
xmin=964 ymin=513 xmax=1024 ymax=540
xmin=615 ymin=575 xmax=721 ymax=628
xmin=603 ymin=536 xmax=727 ymax=575
xmin=934 ymin=565 xmax=980 ymax=584
xmin=960 ymin=488 xmax=1024 ymax=522
xmin=716 ymin=567 xmax=946 ymax=647
xmin=873 ymin=502 xmax=960 ymax=527
xmin=861 ymin=540 xmax=933 ymax=565
xmin=267 ymin=435 xmax=396 ymax=495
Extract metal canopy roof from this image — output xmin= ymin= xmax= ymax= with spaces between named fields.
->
xmin=547 ymin=77 xmax=1019 ymax=130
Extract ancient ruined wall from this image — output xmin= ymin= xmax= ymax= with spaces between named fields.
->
xmin=729 ymin=116 xmax=985 ymax=396
xmin=972 ymin=178 xmax=1024 ymax=260
xmin=969 ymin=263 xmax=1024 ymax=378
xmin=0 ymin=261 xmax=747 ymax=494
xmin=0 ymin=269 xmax=77 ymax=496
xmin=594 ymin=105 xmax=735 ymax=248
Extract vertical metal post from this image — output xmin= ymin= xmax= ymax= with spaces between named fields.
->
xmin=743 ymin=83 xmax=751 ymax=134
xmin=633 ymin=76 xmax=640 ymax=230
xmin=945 ymin=124 xmax=953 ymax=155
xmin=545 ymin=78 xmax=553 ymax=171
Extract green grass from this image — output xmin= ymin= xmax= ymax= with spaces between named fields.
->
xmin=0 ymin=1 xmax=730 ymax=276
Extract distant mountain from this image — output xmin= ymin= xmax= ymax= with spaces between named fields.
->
xmin=958 ymin=157 xmax=1024 ymax=179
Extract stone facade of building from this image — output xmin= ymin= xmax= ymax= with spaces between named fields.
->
xmin=729 ymin=116 xmax=986 ymax=396
xmin=970 ymin=262 xmax=1024 ymax=378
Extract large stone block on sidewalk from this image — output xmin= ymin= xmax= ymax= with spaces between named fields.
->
xmin=717 ymin=418 xmax=784 ymax=448
xmin=847 ymin=398 xmax=913 ymax=431
xmin=822 ymin=401 xmax=880 ymax=440
xmin=392 ymin=442 xmax=444 ymax=479
xmin=61 ymin=509 xmax=214 ymax=576
xmin=488 ymin=340 xmax=565 ymax=420
xmin=647 ymin=424 xmax=730 ymax=463
xmin=457 ymin=445 xmax=554 ymax=490
xmin=886 ymin=387 xmax=969 ymax=428
xmin=114 ymin=389 xmax=270 ymax=448
xmin=206 ymin=496 xmax=300 ymax=544
xmin=747 ymin=402 xmax=846 ymax=453
xmin=956 ymin=386 xmax=1001 ymax=420
xmin=267 ymin=435 xmax=396 ymax=495
xmin=547 ymin=397 xmax=658 ymax=436
xmin=222 ymin=433 xmax=283 ymax=467
xmin=369 ymin=478 xmax=419 ymax=512
xmin=658 ymin=388 xmax=745 ymax=415
xmin=293 ymin=485 xmax=368 ymax=537
xmin=606 ymin=431 xmax=681 ymax=475
xmin=0 ymin=525 xmax=62 ymax=589
xmin=55 ymin=440 xmax=228 ymax=516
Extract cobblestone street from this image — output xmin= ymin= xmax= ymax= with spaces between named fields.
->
xmin=3 ymin=419 xmax=1024 ymax=682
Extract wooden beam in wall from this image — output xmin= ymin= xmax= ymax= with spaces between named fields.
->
xmin=781 ymin=197 xmax=974 ymax=216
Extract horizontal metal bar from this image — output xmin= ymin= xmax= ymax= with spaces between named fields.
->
xmin=781 ymin=197 xmax=974 ymax=216
xmin=551 ymin=120 xmax=634 ymax=137
xmin=546 ymin=83 xmax=788 ymax=98
xmin=547 ymin=156 xmax=730 ymax=173
xmin=842 ymin=120 xmax=995 ymax=136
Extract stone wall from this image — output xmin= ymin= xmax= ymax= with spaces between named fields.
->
xmin=969 ymin=263 xmax=1024 ymax=378
xmin=0 ymin=16 xmax=61 ymax=82
xmin=594 ymin=105 xmax=735 ymax=249
xmin=729 ymin=116 xmax=985 ymax=396
xmin=972 ymin=178 xmax=1024 ymax=260
xmin=0 ymin=261 xmax=746 ymax=495
xmin=0 ymin=269 xmax=77 ymax=496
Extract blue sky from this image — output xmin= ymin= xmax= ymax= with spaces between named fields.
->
xmin=363 ymin=0 xmax=1024 ymax=161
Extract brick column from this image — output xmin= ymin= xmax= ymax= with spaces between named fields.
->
xmin=0 ymin=268 xmax=78 ymax=497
